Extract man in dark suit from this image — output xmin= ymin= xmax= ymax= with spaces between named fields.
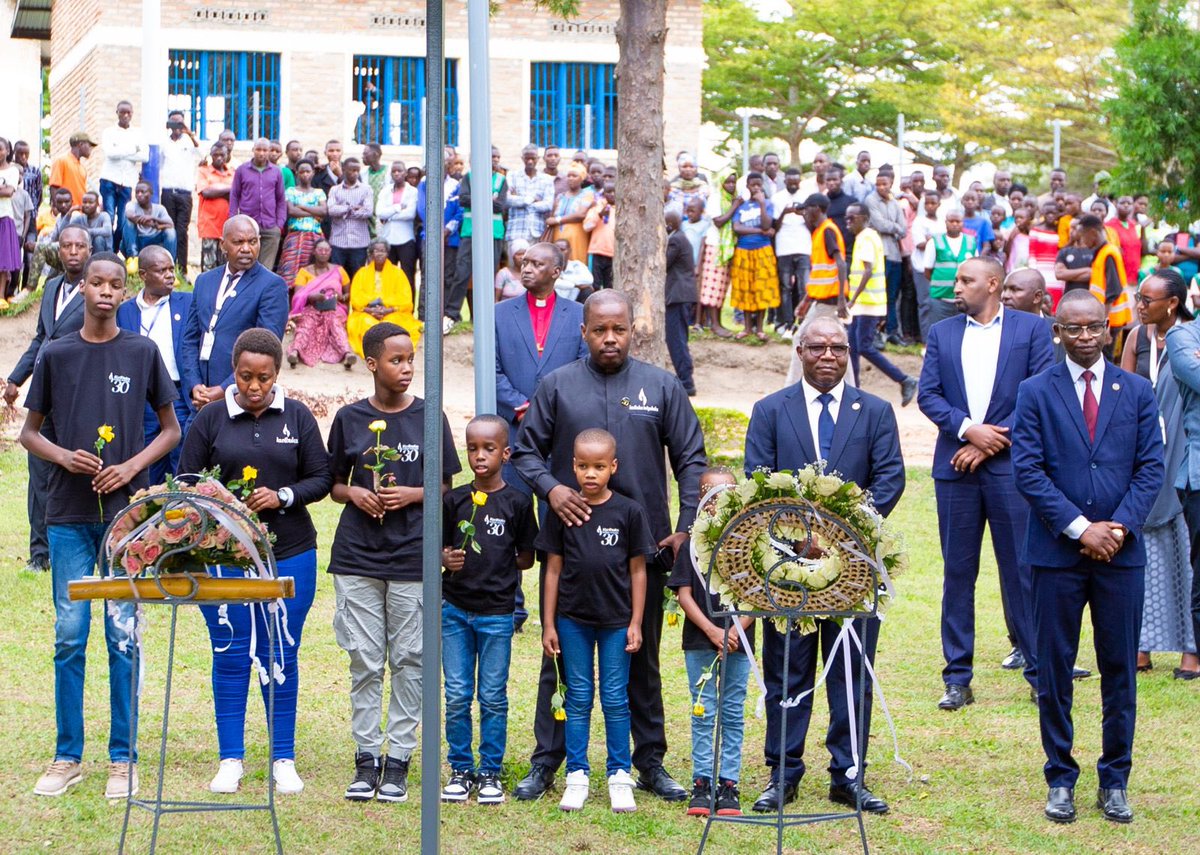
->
xmin=181 ymin=215 xmax=288 ymax=412
xmin=664 ymin=209 xmax=697 ymax=395
xmin=116 ymin=245 xmax=194 ymax=483
xmin=1002 ymin=268 xmax=1065 ymax=365
xmin=918 ymin=256 xmax=1053 ymax=710
xmin=1013 ymin=289 xmax=1164 ymax=824
xmin=743 ymin=315 xmax=905 ymax=815
xmin=4 ymin=226 xmax=91 ymax=573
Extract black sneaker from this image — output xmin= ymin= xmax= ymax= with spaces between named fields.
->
xmin=344 ymin=752 xmax=379 ymax=801
xmin=716 ymin=779 xmax=742 ymax=816
xmin=377 ymin=755 xmax=409 ymax=803
xmin=441 ymin=769 xmax=475 ymax=803
xmin=686 ymin=777 xmax=713 ymax=817
xmin=476 ymin=771 xmax=505 ymax=805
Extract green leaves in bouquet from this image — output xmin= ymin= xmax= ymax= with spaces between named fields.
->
xmin=458 ymin=519 xmax=482 ymax=553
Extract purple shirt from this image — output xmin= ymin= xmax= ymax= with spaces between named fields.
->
xmin=229 ymin=161 xmax=287 ymax=230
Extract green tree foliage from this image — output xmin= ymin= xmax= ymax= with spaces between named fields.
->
xmin=1106 ymin=0 xmax=1200 ymax=226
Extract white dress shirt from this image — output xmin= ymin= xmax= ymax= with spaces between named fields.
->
xmin=771 ymin=188 xmax=812 ymax=256
xmin=800 ymin=377 xmax=845 ymax=453
xmin=137 ymin=291 xmax=180 ymax=381
xmin=159 ymin=133 xmax=202 ymax=191
xmin=99 ymin=125 xmax=149 ymax=188
xmin=957 ymin=306 xmax=1005 ymax=438
xmin=1062 ymin=357 xmax=1106 ymax=539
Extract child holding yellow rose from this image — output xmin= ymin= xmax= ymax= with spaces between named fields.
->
xmin=438 ymin=415 xmax=537 ymax=804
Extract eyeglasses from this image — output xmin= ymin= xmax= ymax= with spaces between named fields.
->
xmin=801 ymin=344 xmax=850 ymax=356
xmin=1134 ymin=292 xmax=1170 ymax=306
xmin=1056 ymin=322 xmax=1107 ymax=339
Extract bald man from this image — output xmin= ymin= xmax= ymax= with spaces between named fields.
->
xmin=1003 ymin=268 xmax=1065 ymax=364
xmin=228 ymin=137 xmax=286 ymax=269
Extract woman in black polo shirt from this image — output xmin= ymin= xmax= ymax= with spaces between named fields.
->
xmin=179 ymin=328 xmax=332 ymax=796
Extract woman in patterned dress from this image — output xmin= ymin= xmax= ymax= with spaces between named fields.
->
xmin=729 ymin=172 xmax=779 ymax=340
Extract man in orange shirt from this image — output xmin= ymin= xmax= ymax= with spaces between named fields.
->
xmin=48 ymin=133 xmax=94 ymax=207
xmin=195 ymin=143 xmax=233 ymax=272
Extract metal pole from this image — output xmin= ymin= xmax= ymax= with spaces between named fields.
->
xmin=141 ymin=0 xmax=165 ymax=201
xmin=421 ymin=2 xmax=446 ymax=853
xmin=584 ymin=103 xmax=592 ymax=154
xmin=741 ymin=111 xmax=750 ymax=176
xmin=896 ymin=113 xmax=905 ymax=181
xmin=421 ymin=96 xmax=427 ymax=145
xmin=1052 ymin=119 xmax=1061 ymax=170
xmin=468 ymin=0 xmax=496 ymax=414
xmin=251 ymin=91 xmax=260 ymax=141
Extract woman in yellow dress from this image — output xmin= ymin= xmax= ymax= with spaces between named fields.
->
xmin=346 ymin=240 xmax=423 ymax=357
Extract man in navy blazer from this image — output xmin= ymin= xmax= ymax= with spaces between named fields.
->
xmin=4 ymin=226 xmax=91 ymax=573
xmin=1012 ymin=290 xmax=1163 ymax=824
xmin=918 ymin=256 xmax=1053 ymax=711
xmin=744 ymin=316 xmax=905 ymax=816
xmin=180 ymin=215 xmax=287 ymax=411
xmin=116 ymin=245 xmax=194 ymax=483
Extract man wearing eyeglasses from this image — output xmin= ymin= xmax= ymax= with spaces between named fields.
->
xmin=1012 ymin=289 xmax=1163 ymax=824
xmin=918 ymin=256 xmax=1054 ymax=713
xmin=743 ymin=315 xmax=905 ymax=816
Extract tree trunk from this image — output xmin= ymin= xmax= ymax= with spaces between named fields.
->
xmin=615 ymin=0 xmax=668 ymax=368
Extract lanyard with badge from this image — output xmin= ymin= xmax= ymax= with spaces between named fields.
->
xmin=140 ymin=298 xmax=168 ymax=337
xmin=200 ymin=271 xmax=241 ymax=361
xmin=1148 ymin=322 xmax=1175 ymax=441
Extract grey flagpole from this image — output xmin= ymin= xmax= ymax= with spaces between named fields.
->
xmin=468 ymin=0 xmax=496 ymax=414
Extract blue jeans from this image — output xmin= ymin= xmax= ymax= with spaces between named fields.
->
xmin=145 ymin=392 xmax=193 ymax=485
xmin=884 ymin=258 xmax=903 ymax=333
xmin=557 ymin=615 xmax=632 ymax=776
xmin=121 ymin=221 xmax=178 ymax=260
xmin=100 ymin=179 xmax=132 ymax=243
xmin=685 ymin=649 xmax=750 ymax=783
xmin=848 ymin=314 xmax=907 ymax=386
xmin=198 ymin=551 xmax=318 ymax=760
xmin=48 ymin=523 xmax=139 ymax=763
xmin=441 ymin=601 xmax=515 ymax=773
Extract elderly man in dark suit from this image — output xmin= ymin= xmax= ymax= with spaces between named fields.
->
xmin=743 ymin=315 xmax=905 ymax=815
xmin=4 ymin=226 xmax=91 ymax=573
xmin=181 ymin=215 xmax=288 ymax=412
xmin=1013 ymin=289 xmax=1164 ymax=824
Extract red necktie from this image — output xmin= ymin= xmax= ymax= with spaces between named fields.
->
xmin=1081 ymin=369 xmax=1098 ymax=441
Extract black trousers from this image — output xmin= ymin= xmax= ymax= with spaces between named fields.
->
xmin=1181 ymin=490 xmax=1200 ymax=669
xmin=160 ymin=189 xmax=194 ymax=272
xmin=445 ymin=236 xmax=503 ymax=321
xmin=388 ymin=241 xmax=419 ymax=298
xmin=330 ymin=245 xmax=368 ymax=280
xmin=530 ymin=556 xmax=670 ymax=774
xmin=27 ymin=450 xmax=51 ymax=565
xmin=775 ymin=253 xmax=809 ymax=325
xmin=665 ymin=303 xmax=695 ymax=393
xmin=593 ymin=254 xmax=614 ymax=290
xmin=899 ymin=256 xmax=920 ymax=341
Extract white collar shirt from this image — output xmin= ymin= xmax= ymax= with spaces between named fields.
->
xmin=1066 ymin=354 xmax=1105 ymax=410
xmin=800 ymin=377 xmax=845 ymax=455
xmin=958 ymin=306 xmax=1005 ymax=437
xmin=136 ymin=291 xmax=179 ymax=381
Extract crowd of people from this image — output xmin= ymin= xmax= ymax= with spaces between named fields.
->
xmin=3 ymin=100 xmax=1199 ymax=832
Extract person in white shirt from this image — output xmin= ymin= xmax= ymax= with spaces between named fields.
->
xmin=99 ymin=100 xmax=149 ymax=249
xmin=158 ymin=110 xmax=202 ymax=274
xmin=770 ymin=168 xmax=811 ymax=336
xmin=911 ymin=191 xmax=945 ymax=340
xmin=376 ymin=162 xmax=419 ymax=286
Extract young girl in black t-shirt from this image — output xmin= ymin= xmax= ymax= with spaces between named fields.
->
xmin=326 ymin=322 xmax=460 ymax=804
xmin=538 ymin=428 xmax=654 ymax=814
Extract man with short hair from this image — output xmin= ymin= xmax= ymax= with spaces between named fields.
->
xmin=159 ymin=110 xmax=201 ymax=272
xmin=771 ymin=167 xmax=810 ymax=335
xmin=196 ymin=144 xmax=233 ymax=272
xmin=843 ymin=150 xmax=873 ymax=202
xmin=1055 ymin=215 xmax=1131 ymax=333
xmin=932 ymin=165 xmax=960 ymax=207
xmin=14 ymin=140 xmax=43 ymax=294
xmin=121 ymin=180 xmax=177 ymax=259
xmin=326 ymin=156 xmax=373 ymax=277
xmin=761 ymin=153 xmax=783 ymax=196
xmin=1106 ymin=196 xmax=1143 ymax=286
xmin=664 ymin=209 xmax=697 ymax=396
xmin=785 ymin=193 xmax=848 ymax=385
xmin=445 ymin=152 xmax=508 ymax=324
xmin=70 ymin=192 xmax=114 ymax=254
xmin=824 ymin=165 xmax=854 ymax=259
xmin=99 ymin=101 xmax=148 ymax=246
xmin=984 ymin=170 xmax=1014 ymax=217
xmin=864 ymin=172 xmax=909 ymax=342
xmin=362 ymin=143 xmax=387 ymax=235
xmin=543 ymin=145 xmax=568 ymax=197
xmin=911 ymin=190 xmax=944 ymax=340
xmin=1002 ymin=267 xmax=1063 ymax=362
xmin=281 ymin=140 xmax=303 ymax=189
xmin=923 ymin=210 xmax=976 ymax=325
xmin=49 ymin=133 xmax=94 ymax=208
xmin=228 ymin=138 xmax=287 ymax=269
xmin=798 ymin=151 xmax=830 ymax=197
xmin=1038 ymin=168 xmax=1068 ymax=208
xmin=507 ymin=145 xmax=556 ymax=248
xmin=1082 ymin=170 xmax=1117 ymax=221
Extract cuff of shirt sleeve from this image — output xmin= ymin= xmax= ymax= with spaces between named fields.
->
xmin=957 ymin=418 xmax=974 ymax=441
xmin=278 ymin=487 xmax=294 ymax=508
xmin=1064 ymin=515 xmax=1090 ymax=540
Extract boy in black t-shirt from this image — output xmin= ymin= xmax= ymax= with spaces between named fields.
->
xmin=20 ymin=252 xmax=180 ymax=800
xmin=538 ymin=428 xmax=654 ymax=814
xmin=666 ymin=468 xmax=755 ymax=818
xmin=327 ymin=322 xmax=461 ymax=804
xmin=439 ymin=415 xmax=537 ymax=805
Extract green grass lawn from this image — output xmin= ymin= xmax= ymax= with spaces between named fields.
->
xmin=0 ymin=445 xmax=1197 ymax=854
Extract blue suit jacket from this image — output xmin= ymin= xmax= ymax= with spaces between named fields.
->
xmin=494 ymin=294 xmax=588 ymax=424
xmin=917 ymin=308 xmax=1054 ymax=480
xmin=744 ymin=382 xmax=905 ymax=517
xmin=180 ymin=262 xmax=288 ymax=392
xmin=1012 ymin=361 xmax=1164 ymax=568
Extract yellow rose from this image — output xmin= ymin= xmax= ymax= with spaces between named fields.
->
xmin=368 ymin=420 xmax=387 ymax=433
xmin=666 ymin=612 xmax=679 ymax=627
xmin=242 ymin=465 xmax=258 ymax=482
xmin=692 ymin=703 xmax=705 ymax=717
xmin=553 ymin=708 xmax=567 ymax=721
xmin=97 ymin=424 xmax=115 ymax=443
xmin=471 ymin=491 xmax=488 ymax=507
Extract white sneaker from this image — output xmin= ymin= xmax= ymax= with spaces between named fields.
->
xmin=608 ymin=769 xmax=637 ymax=813
xmin=272 ymin=759 xmax=304 ymax=795
xmin=559 ymin=769 xmax=590 ymax=811
xmin=442 ymin=316 xmax=455 ymax=335
xmin=209 ymin=758 xmax=244 ymax=794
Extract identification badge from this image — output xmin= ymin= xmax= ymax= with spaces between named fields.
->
xmin=200 ymin=331 xmax=215 ymax=361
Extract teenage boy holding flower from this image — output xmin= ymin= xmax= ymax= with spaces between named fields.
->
xmin=439 ymin=415 xmax=537 ymax=804
xmin=20 ymin=251 xmax=180 ymax=800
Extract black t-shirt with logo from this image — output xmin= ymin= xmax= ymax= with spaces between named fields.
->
xmin=25 ymin=330 xmax=177 ymax=525
xmin=326 ymin=397 xmax=461 ymax=581
xmin=667 ymin=537 xmax=756 ymax=654
xmin=1057 ymin=246 xmax=1094 ymax=296
xmin=441 ymin=482 xmax=538 ymax=615
xmin=534 ymin=490 xmax=655 ymax=627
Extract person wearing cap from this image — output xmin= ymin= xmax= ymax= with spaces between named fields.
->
xmin=49 ymin=133 xmax=94 ymax=208
xmin=1083 ymin=171 xmax=1117 ymax=222
xmin=99 ymin=101 xmax=150 ymax=249
xmin=784 ymin=193 xmax=847 ymax=384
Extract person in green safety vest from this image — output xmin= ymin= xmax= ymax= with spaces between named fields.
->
xmin=923 ymin=210 xmax=977 ymax=326
xmin=444 ymin=146 xmax=509 ymax=329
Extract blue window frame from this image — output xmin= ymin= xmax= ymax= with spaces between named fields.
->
xmin=167 ymin=50 xmax=280 ymax=141
xmin=352 ymin=56 xmax=459 ymax=147
xmin=529 ymin=62 xmax=617 ymax=150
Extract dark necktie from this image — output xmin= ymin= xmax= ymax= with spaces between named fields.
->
xmin=1081 ymin=369 xmax=1098 ymax=441
xmin=817 ymin=392 xmax=835 ymax=460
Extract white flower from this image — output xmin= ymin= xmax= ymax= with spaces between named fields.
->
xmin=717 ymin=490 xmax=740 ymax=512
xmin=737 ymin=479 xmax=761 ymax=504
xmin=692 ymin=518 xmax=711 ymax=538
xmin=766 ymin=471 xmax=796 ymax=490
xmin=815 ymin=475 xmax=842 ymax=497
xmin=797 ymin=466 xmax=818 ymax=487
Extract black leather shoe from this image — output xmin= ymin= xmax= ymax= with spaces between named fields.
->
xmin=1073 ymin=666 xmax=1092 ymax=680
xmin=1001 ymin=647 xmax=1025 ymax=670
xmin=938 ymin=684 xmax=974 ymax=710
xmin=636 ymin=766 xmax=688 ymax=802
xmin=829 ymin=781 xmax=889 ymax=814
xmin=1097 ymin=787 xmax=1133 ymax=823
xmin=513 ymin=763 xmax=554 ymax=801
xmin=900 ymin=377 xmax=918 ymax=407
xmin=1030 ymin=686 xmax=1038 ymax=705
xmin=1045 ymin=787 xmax=1076 ymax=823
xmin=751 ymin=778 xmax=798 ymax=813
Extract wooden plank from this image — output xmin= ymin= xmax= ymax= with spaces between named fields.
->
xmin=68 ymin=575 xmax=295 ymax=603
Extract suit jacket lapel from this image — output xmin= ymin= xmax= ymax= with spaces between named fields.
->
xmin=828 ymin=385 xmax=862 ymax=469
xmin=539 ymin=298 xmax=570 ymax=366
xmin=1051 ymin=365 xmax=1092 ymax=446
xmin=514 ymin=299 xmax=538 ymax=361
xmin=1091 ymin=365 xmax=1122 ymax=448
xmin=946 ymin=316 xmax=968 ymax=405
xmin=983 ymin=313 xmax=1017 ymax=422
xmin=782 ymin=386 xmax=818 ymax=464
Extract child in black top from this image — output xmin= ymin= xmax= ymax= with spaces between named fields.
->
xmin=439 ymin=415 xmax=537 ymax=804
xmin=666 ymin=467 xmax=755 ymax=818
xmin=327 ymin=322 xmax=460 ymax=804
xmin=20 ymin=252 xmax=180 ymax=800
xmin=538 ymin=428 xmax=653 ymax=814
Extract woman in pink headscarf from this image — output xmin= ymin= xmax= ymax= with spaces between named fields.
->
xmin=286 ymin=237 xmax=356 ymax=369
